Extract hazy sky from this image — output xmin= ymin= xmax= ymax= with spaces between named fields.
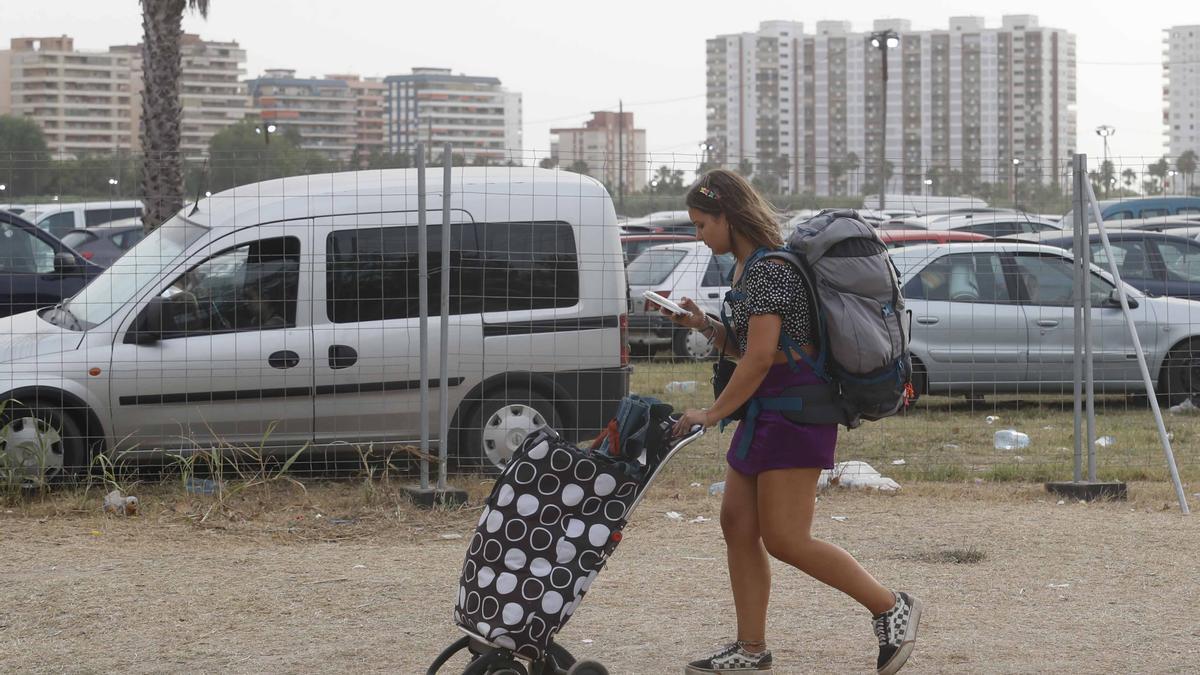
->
xmin=4 ymin=1 xmax=1196 ymax=172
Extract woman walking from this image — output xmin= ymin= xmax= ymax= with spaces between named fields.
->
xmin=663 ymin=169 xmax=921 ymax=674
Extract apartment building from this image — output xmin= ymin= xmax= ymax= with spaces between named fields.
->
xmin=327 ymin=74 xmax=386 ymax=163
xmin=550 ymin=111 xmax=647 ymax=191
xmin=706 ymin=16 xmax=1076 ymax=196
xmin=246 ymin=68 xmax=357 ymax=162
xmin=384 ymin=67 xmax=522 ymax=165
xmin=0 ymin=36 xmax=135 ymax=158
xmin=1164 ymin=25 xmax=1200 ymax=160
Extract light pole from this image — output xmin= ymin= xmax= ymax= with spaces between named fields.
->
xmin=1168 ymin=169 xmax=1178 ymax=195
xmin=1011 ymin=158 xmax=1021 ymax=208
xmin=870 ymin=29 xmax=899 ymax=211
xmin=256 ymin=123 xmax=278 ymax=145
xmin=107 ymin=177 xmax=118 ymax=199
xmin=1095 ymin=125 xmax=1115 ymax=197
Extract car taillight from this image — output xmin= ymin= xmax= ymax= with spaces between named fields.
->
xmin=619 ymin=313 xmax=629 ymax=367
xmin=81 ymin=251 xmax=94 ymax=260
xmin=643 ymin=289 xmax=670 ymax=312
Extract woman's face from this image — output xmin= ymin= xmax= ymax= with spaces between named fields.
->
xmin=689 ymin=207 xmax=732 ymax=255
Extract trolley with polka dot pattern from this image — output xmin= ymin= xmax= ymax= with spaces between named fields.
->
xmin=427 ymin=417 xmax=705 ymax=675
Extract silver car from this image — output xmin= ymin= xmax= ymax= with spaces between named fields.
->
xmin=625 ymin=242 xmax=733 ymax=359
xmin=891 ymin=242 xmax=1200 ymax=402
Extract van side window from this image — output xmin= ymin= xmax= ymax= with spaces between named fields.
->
xmin=474 ymin=221 xmax=579 ymax=312
xmin=702 ymin=253 xmax=734 ymax=287
xmin=326 ymin=224 xmax=473 ymax=323
xmin=85 ymin=207 xmax=142 ymax=227
xmin=1140 ymin=208 xmax=1168 ymax=218
xmin=39 ymin=211 xmax=77 ymax=238
xmin=157 ymin=236 xmax=300 ymax=337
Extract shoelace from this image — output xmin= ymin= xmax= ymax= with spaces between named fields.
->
xmin=873 ymin=613 xmax=890 ymax=646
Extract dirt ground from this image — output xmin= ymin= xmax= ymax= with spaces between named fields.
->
xmin=2 ymin=480 xmax=1198 ymax=674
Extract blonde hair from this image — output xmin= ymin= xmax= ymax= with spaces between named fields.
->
xmin=686 ymin=169 xmax=784 ymax=249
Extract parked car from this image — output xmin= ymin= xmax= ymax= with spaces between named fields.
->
xmin=891 ymin=242 xmax=1200 ymax=403
xmin=626 ymin=241 xmax=733 ymax=359
xmin=0 ymin=210 xmax=102 ymax=319
xmin=997 ymin=230 xmax=1200 ymax=301
xmin=2 ymin=203 xmax=35 ymax=216
xmin=0 ymin=168 xmax=629 ymax=479
xmin=1093 ymin=214 xmax=1200 ymax=232
xmin=1062 ymin=196 xmax=1200 ymax=226
xmin=30 ymin=199 xmax=145 ymax=239
xmin=915 ymin=213 xmax=1063 ymax=237
xmin=620 ymin=233 xmax=696 ymax=264
xmin=60 ymin=222 xmax=147 ymax=267
xmin=620 ymin=210 xmax=694 ymax=234
xmin=878 ymin=229 xmax=991 ymax=249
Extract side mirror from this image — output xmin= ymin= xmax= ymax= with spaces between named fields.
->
xmin=124 ymin=296 xmax=166 ymax=345
xmin=53 ymin=251 xmax=81 ymax=275
xmin=1106 ymin=288 xmax=1138 ymax=310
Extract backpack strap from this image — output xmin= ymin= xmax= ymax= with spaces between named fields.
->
xmin=729 ymin=384 xmax=847 ymax=459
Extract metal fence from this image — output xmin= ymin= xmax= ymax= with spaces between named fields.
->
xmin=1 ymin=147 xmax=1198 ymax=496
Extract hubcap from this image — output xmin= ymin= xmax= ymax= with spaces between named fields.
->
xmin=0 ymin=416 xmax=65 ymax=477
xmin=683 ymin=330 xmax=713 ymax=360
xmin=481 ymin=404 xmax=547 ymax=469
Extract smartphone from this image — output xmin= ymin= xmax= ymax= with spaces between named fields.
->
xmin=642 ymin=290 xmax=688 ymax=316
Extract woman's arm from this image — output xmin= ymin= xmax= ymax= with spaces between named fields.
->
xmin=661 ymin=297 xmax=744 ymax=359
xmin=703 ymin=313 xmax=780 ymax=424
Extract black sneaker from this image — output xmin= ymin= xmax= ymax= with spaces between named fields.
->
xmin=873 ymin=591 xmax=922 ymax=675
xmin=684 ymin=642 xmax=773 ymax=673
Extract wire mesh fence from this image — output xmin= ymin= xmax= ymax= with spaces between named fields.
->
xmin=1 ymin=148 xmax=1198 ymax=494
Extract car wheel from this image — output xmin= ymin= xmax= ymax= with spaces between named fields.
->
xmin=672 ymin=327 xmax=715 ymax=360
xmin=1162 ymin=338 xmax=1200 ymax=405
xmin=462 ymin=392 xmax=563 ymax=473
xmin=905 ymin=359 xmax=927 ymax=408
xmin=0 ymin=401 xmax=87 ymax=485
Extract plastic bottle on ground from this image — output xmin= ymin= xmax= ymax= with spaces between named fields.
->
xmin=993 ymin=429 xmax=1030 ymax=451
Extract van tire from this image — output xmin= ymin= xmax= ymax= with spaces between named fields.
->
xmin=462 ymin=392 xmax=563 ymax=474
xmin=0 ymin=401 xmax=88 ymax=484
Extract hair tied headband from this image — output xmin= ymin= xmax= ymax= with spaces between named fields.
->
xmin=698 ymin=186 xmax=720 ymax=200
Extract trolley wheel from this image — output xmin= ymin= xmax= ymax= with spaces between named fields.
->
xmin=566 ymin=661 xmax=609 ymax=675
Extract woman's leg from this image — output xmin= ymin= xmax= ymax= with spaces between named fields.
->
xmin=755 ymin=467 xmax=895 ymax=615
xmin=720 ymin=465 xmax=772 ymax=646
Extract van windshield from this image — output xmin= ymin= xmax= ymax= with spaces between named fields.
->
xmin=61 ymin=215 xmax=209 ymax=329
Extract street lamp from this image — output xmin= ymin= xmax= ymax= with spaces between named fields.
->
xmin=1168 ymin=169 xmax=1179 ymax=195
xmin=256 ymin=123 xmax=278 ymax=145
xmin=1095 ymin=125 xmax=1116 ymax=196
xmin=870 ymin=29 xmax=900 ymax=210
xmin=1012 ymin=158 xmax=1022 ymax=207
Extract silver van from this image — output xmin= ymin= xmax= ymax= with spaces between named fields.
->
xmin=0 ymin=168 xmax=630 ymax=478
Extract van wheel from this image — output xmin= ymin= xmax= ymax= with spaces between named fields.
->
xmin=1162 ymin=338 xmax=1200 ymax=405
xmin=905 ymin=359 xmax=927 ymax=408
xmin=672 ymin=328 xmax=715 ymax=360
xmin=0 ymin=401 xmax=87 ymax=485
xmin=463 ymin=393 xmax=563 ymax=473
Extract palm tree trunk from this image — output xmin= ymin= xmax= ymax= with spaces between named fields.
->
xmin=140 ymin=0 xmax=187 ymax=232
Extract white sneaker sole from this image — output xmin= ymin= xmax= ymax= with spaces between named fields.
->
xmin=877 ymin=596 xmax=922 ymax=675
xmin=684 ymin=667 xmax=772 ymax=674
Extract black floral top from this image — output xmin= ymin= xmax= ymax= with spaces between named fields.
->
xmin=726 ymin=259 xmax=816 ymax=354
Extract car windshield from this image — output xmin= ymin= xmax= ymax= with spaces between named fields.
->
xmin=60 ymin=214 xmax=209 ymax=329
xmin=626 ymin=248 xmax=687 ymax=286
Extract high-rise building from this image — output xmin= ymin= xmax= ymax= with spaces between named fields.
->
xmin=114 ymin=34 xmax=253 ymax=158
xmin=326 ymin=74 xmax=386 ymax=164
xmin=246 ymin=68 xmax=357 ymax=162
xmin=550 ymin=111 xmax=647 ymax=191
xmin=1164 ymin=25 xmax=1200 ymax=162
xmin=0 ymin=36 xmax=135 ymax=158
xmin=706 ymin=16 xmax=1076 ymax=197
xmin=383 ymin=67 xmax=522 ymax=165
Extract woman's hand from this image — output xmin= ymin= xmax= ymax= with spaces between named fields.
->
xmin=660 ymin=296 xmax=708 ymax=331
xmin=672 ymin=408 xmax=713 ymax=437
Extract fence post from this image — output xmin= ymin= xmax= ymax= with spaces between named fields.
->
xmin=1070 ymin=155 xmax=1086 ymax=484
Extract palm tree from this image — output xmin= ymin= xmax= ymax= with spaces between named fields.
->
xmin=1121 ymin=168 xmax=1137 ymax=192
xmin=139 ymin=0 xmax=210 ymax=232
xmin=1148 ymin=157 xmax=1171 ymax=196
xmin=1178 ymin=150 xmax=1198 ymax=195
xmin=1099 ymin=160 xmax=1116 ymax=199
xmin=844 ymin=152 xmax=861 ymax=195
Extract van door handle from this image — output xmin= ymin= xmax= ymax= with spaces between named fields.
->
xmin=328 ymin=344 xmax=358 ymax=369
xmin=268 ymin=350 xmax=300 ymax=370
xmin=1036 ymin=319 xmax=1060 ymax=327
xmin=915 ymin=316 xmax=939 ymax=325
xmin=707 ymin=292 xmax=720 ymax=299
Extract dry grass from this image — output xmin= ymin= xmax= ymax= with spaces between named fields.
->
xmin=2 ymin=478 xmax=1197 ymax=673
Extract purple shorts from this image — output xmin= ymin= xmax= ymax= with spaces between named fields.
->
xmin=726 ymin=362 xmax=838 ymax=475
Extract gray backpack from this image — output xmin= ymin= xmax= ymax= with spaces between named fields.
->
xmin=744 ymin=209 xmax=911 ymax=429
